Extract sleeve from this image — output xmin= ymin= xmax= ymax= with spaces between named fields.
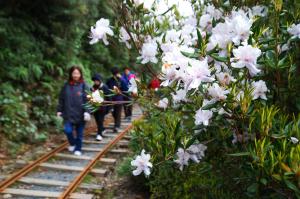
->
xmin=57 ymin=84 xmax=65 ymax=113
xmin=106 ymin=78 xmax=113 ymax=90
xmin=82 ymin=82 xmax=91 ymax=113
xmin=103 ymin=84 xmax=112 ymax=114
xmin=120 ymin=78 xmax=129 ymax=92
xmin=103 ymin=85 xmax=112 ymax=101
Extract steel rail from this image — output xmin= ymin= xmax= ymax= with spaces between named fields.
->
xmin=0 ymin=117 xmax=112 ymax=192
xmin=59 ymin=115 xmax=143 ymax=199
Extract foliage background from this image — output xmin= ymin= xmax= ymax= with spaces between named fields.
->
xmin=0 ymin=0 xmax=132 ymax=154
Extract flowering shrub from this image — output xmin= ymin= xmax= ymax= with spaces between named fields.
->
xmin=90 ymin=0 xmax=300 ymax=197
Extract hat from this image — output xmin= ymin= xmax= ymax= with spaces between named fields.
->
xmin=92 ymin=73 xmax=102 ymax=81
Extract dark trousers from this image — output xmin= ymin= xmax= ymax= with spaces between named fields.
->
xmin=113 ymin=104 xmax=122 ymax=128
xmin=94 ymin=110 xmax=106 ymax=136
xmin=64 ymin=121 xmax=85 ymax=151
xmin=124 ymin=103 xmax=132 ymax=118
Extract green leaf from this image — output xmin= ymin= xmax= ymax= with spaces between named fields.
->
xmin=186 ymin=136 xmax=197 ymax=148
xmin=284 ymin=179 xmax=300 ymax=193
xmin=278 ymin=56 xmax=288 ymax=68
xmin=270 ymin=133 xmax=286 ymax=139
xmin=174 ymin=120 xmax=181 ymax=148
xmin=247 ymin=183 xmax=259 ymax=193
xmin=201 ymin=102 xmax=216 ymax=110
xmin=206 ymin=45 xmax=218 ymax=55
xmin=289 ymin=64 xmax=297 ymax=73
xmin=197 ymin=28 xmax=203 ymax=49
xmin=181 ymin=51 xmax=198 ymax=58
xmin=227 ymin=152 xmax=250 ymax=157
xmin=210 ymin=53 xmax=228 ymax=62
xmin=272 ymin=174 xmax=282 ymax=181
xmin=259 ymin=38 xmax=276 ymax=44
xmin=260 ymin=178 xmax=267 ymax=185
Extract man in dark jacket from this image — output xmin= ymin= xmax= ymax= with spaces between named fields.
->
xmin=106 ymin=67 xmax=128 ymax=133
xmin=91 ymin=73 xmax=111 ymax=141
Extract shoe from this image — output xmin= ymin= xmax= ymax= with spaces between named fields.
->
xmin=68 ymin=146 xmax=75 ymax=152
xmin=74 ymin=151 xmax=82 ymax=156
xmin=96 ymin=135 xmax=103 ymax=141
xmin=102 ymin=129 xmax=107 ymax=135
xmin=114 ymin=127 xmax=121 ymax=133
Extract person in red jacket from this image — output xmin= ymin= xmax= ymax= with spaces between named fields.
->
xmin=149 ymin=76 xmax=161 ymax=91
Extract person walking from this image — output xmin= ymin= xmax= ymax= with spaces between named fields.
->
xmin=122 ymin=67 xmax=136 ymax=121
xmin=107 ymin=67 xmax=128 ymax=133
xmin=57 ymin=66 xmax=91 ymax=156
xmin=91 ymin=73 xmax=111 ymax=141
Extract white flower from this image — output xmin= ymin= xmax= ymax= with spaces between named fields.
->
xmin=216 ymin=72 xmax=235 ymax=85
xmin=172 ymin=89 xmax=187 ymax=104
xmin=218 ymin=107 xmax=232 ymax=116
xmin=133 ymin=0 xmax=155 ymax=10
xmin=231 ymin=44 xmax=261 ymax=76
xmin=186 ymin=58 xmax=213 ymax=90
xmin=187 ymin=144 xmax=207 ymax=163
xmin=160 ymin=63 xmax=180 ymax=87
xmin=128 ymin=78 xmax=138 ymax=94
xmin=174 ymin=148 xmax=190 ymax=171
xmin=138 ymin=40 xmax=158 ymax=64
xmin=119 ymin=27 xmax=132 ymax=48
xmin=207 ymin=83 xmax=230 ymax=101
xmin=91 ymin=90 xmax=104 ymax=103
xmin=287 ymin=23 xmax=300 ymax=38
xmin=251 ymin=80 xmax=268 ymax=100
xmin=208 ymin=22 xmax=232 ymax=50
xmin=131 ymin=149 xmax=153 ymax=176
xmin=205 ymin=4 xmax=223 ymax=20
xmin=156 ymin=98 xmax=169 ymax=109
xmin=290 ymin=137 xmax=299 ymax=144
xmin=177 ymin=1 xmax=194 ymax=17
xmin=199 ymin=14 xmax=213 ymax=31
xmin=229 ymin=14 xmax=253 ymax=45
xmin=165 ymin=29 xmax=180 ymax=43
xmin=195 ymin=108 xmax=213 ymax=126
xmin=251 ymin=5 xmax=268 ymax=17
xmin=174 ymin=144 xmax=207 ymax=171
xmin=89 ymin=18 xmax=114 ymax=45
xmin=161 ymin=42 xmax=178 ymax=53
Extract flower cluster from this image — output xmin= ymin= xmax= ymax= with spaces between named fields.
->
xmin=87 ymin=90 xmax=104 ymax=104
xmin=174 ymin=144 xmax=207 ymax=171
xmin=89 ymin=0 xmax=299 ymax=175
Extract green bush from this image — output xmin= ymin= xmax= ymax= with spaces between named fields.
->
xmin=0 ymin=0 xmax=131 ymax=152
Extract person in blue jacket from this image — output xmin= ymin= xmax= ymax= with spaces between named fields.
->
xmin=106 ymin=67 xmax=128 ymax=133
xmin=57 ymin=66 xmax=91 ymax=156
xmin=91 ymin=73 xmax=111 ymax=141
xmin=122 ymin=67 xmax=135 ymax=121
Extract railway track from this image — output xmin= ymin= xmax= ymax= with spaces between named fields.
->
xmin=0 ymin=106 xmax=143 ymax=199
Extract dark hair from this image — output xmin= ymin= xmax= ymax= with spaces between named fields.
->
xmin=111 ymin=67 xmax=120 ymax=75
xmin=68 ymin=66 xmax=83 ymax=82
xmin=124 ymin=66 xmax=130 ymax=71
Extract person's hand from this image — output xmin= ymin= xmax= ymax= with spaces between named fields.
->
xmin=57 ymin=112 xmax=62 ymax=117
xmin=84 ymin=112 xmax=91 ymax=121
xmin=113 ymin=86 xmax=121 ymax=94
xmin=132 ymin=92 xmax=138 ymax=97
